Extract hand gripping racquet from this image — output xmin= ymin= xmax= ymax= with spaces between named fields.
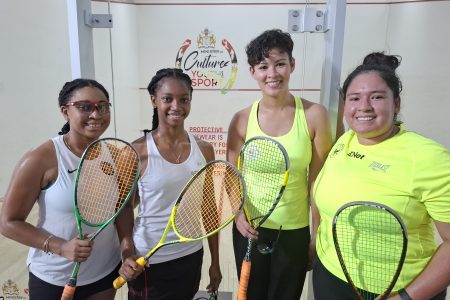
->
xmin=236 ymin=136 xmax=290 ymax=300
xmin=113 ymin=159 xmax=246 ymax=289
xmin=332 ymin=201 xmax=408 ymax=300
xmin=61 ymin=138 xmax=140 ymax=300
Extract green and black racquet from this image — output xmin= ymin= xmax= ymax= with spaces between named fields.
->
xmin=332 ymin=201 xmax=408 ymax=300
xmin=61 ymin=138 xmax=140 ymax=300
xmin=237 ymin=136 xmax=290 ymax=300
xmin=113 ymin=159 xmax=245 ymax=289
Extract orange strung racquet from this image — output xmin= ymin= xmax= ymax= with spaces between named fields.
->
xmin=332 ymin=201 xmax=408 ymax=300
xmin=237 ymin=136 xmax=290 ymax=300
xmin=113 ymin=159 xmax=246 ymax=289
xmin=61 ymin=138 xmax=140 ymax=300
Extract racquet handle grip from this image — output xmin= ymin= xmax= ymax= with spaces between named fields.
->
xmin=113 ymin=276 xmax=127 ymax=289
xmin=237 ymin=260 xmax=251 ymax=300
xmin=113 ymin=256 xmax=148 ymax=289
xmin=61 ymin=285 xmax=75 ymax=300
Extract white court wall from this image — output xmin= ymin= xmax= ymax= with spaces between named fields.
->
xmin=0 ymin=1 xmax=449 ymax=299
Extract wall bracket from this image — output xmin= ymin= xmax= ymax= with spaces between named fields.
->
xmin=84 ymin=11 xmax=113 ymax=28
xmin=288 ymin=7 xmax=328 ymax=33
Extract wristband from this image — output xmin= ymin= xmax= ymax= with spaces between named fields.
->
xmin=398 ymin=288 xmax=413 ymax=300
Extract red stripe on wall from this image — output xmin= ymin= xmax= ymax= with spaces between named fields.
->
xmin=93 ymin=0 xmax=450 ymax=5
xmin=138 ymin=88 xmax=321 ymax=92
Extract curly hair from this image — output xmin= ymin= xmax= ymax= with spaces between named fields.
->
xmin=245 ymin=29 xmax=294 ymax=67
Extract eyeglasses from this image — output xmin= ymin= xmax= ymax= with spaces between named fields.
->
xmin=257 ymin=226 xmax=282 ymax=255
xmin=66 ymin=100 xmax=111 ymax=114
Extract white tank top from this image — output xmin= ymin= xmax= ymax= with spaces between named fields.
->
xmin=26 ymin=135 xmax=121 ymax=286
xmin=133 ymin=132 xmax=205 ymax=263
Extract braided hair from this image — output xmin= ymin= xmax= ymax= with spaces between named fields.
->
xmin=58 ymin=78 xmax=109 ymax=135
xmin=144 ymin=68 xmax=193 ymax=135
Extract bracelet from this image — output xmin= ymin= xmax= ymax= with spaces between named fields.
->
xmin=43 ymin=234 xmax=54 ymax=254
xmin=398 ymin=288 xmax=413 ymax=300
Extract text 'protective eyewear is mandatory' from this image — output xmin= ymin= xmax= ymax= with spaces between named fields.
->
xmin=67 ymin=100 xmax=111 ymax=114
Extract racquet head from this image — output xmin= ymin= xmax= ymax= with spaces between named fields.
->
xmin=113 ymin=159 xmax=245 ymax=289
xmin=238 ymin=136 xmax=289 ymax=228
xmin=173 ymin=159 xmax=245 ymax=239
xmin=74 ymin=138 xmax=140 ymax=228
xmin=332 ymin=201 xmax=408 ymax=300
xmin=62 ymin=138 xmax=140 ymax=300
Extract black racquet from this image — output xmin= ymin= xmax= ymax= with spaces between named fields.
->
xmin=332 ymin=201 xmax=408 ymax=300
xmin=236 ymin=136 xmax=290 ymax=300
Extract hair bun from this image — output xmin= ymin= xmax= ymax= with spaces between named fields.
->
xmin=362 ymin=52 xmax=401 ymax=71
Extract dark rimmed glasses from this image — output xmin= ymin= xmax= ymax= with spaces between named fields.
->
xmin=66 ymin=100 xmax=111 ymax=114
xmin=257 ymin=225 xmax=282 ymax=255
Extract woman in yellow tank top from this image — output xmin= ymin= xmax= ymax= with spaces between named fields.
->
xmin=226 ymin=29 xmax=333 ymax=300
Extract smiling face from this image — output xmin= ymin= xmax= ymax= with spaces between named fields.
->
xmin=344 ymin=71 xmax=400 ymax=145
xmin=249 ymin=48 xmax=295 ymax=98
xmin=61 ymin=86 xmax=110 ymax=140
xmin=151 ymin=77 xmax=192 ymax=128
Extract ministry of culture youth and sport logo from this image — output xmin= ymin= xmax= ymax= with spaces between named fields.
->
xmin=175 ymin=28 xmax=238 ymax=94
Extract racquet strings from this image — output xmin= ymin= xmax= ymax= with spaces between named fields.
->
xmin=113 ymin=160 xmax=244 ymax=290
xmin=240 ymin=138 xmax=287 ymax=226
xmin=174 ymin=161 xmax=244 ymax=239
xmin=77 ymin=139 xmax=139 ymax=225
xmin=334 ymin=205 xmax=406 ymax=299
xmin=237 ymin=138 xmax=289 ymax=300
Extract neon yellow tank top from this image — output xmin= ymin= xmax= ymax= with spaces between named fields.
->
xmin=245 ymin=96 xmax=312 ymax=229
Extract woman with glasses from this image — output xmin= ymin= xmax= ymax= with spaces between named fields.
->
xmin=0 ymin=79 xmax=120 ymax=300
xmin=226 ymin=29 xmax=333 ymax=299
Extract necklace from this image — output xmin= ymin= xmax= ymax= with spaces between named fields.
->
xmin=153 ymin=131 xmax=187 ymax=163
xmin=63 ymin=135 xmax=74 ymax=153
xmin=171 ymin=143 xmax=185 ymax=163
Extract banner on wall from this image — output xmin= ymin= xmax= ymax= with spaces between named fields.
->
xmin=189 ymin=126 xmax=227 ymax=160
xmin=175 ymin=28 xmax=237 ymax=159
xmin=175 ymin=28 xmax=238 ymax=95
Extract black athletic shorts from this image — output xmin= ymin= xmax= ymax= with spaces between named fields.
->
xmin=28 ymin=263 xmax=120 ymax=300
xmin=128 ymin=248 xmax=204 ymax=300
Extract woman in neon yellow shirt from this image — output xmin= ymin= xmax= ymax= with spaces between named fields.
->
xmin=313 ymin=52 xmax=450 ymax=300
